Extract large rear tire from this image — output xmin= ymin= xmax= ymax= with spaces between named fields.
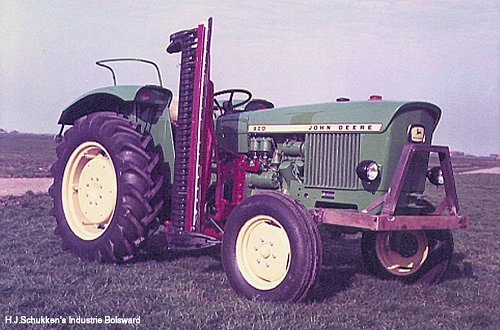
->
xmin=50 ymin=112 xmax=167 ymax=262
xmin=222 ymin=192 xmax=322 ymax=302
xmin=361 ymin=230 xmax=453 ymax=284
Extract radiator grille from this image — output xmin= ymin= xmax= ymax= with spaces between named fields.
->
xmin=304 ymin=133 xmax=360 ymax=189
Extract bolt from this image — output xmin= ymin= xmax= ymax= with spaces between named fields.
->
xmin=265 ymin=262 xmax=270 ymax=268
xmin=272 ymin=254 xmax=277 ymax=259
xmin=269 ymin=241 xmax=274 ymax=247
xmin=254 ymin=246 xmax=258 ymax=252
xmin=256 ymin=259 xmax=261 ymax=264
xmin=260 ymin=237 xmax=265 ymax=243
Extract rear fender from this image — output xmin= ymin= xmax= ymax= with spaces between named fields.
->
xmin=56 ymin=86 xmax=175 ymax=185
xmin=57 ymin=85 xmax=172 ymax=125
xmin=57 ymin=86 xmax=144 ymax=125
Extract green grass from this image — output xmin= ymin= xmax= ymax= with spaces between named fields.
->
xmin=1 ymin=174 xmax=499 ymax=329
xmin=0 ymin=133 xmax=57 ymax=178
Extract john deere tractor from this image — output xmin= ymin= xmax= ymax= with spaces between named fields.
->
xmin=51 ymin=19 xmax=467 ymax=302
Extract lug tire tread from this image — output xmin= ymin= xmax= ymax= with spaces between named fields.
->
xmin=50 ymin=112 xmax=167 ymax=262
xmin=222 ymin=191 xmax=322 ymax=302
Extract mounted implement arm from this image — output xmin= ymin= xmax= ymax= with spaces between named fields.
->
xmin=166 ymin=19 xmax=217 ymax=249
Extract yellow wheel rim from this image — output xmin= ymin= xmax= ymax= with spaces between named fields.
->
xmin=62 ymin=141 xmax=117 ymax=240
xmin=375 ymin=231 xmax=429 ymax=276
xmin=235 ymin=215 xmax=291 ymax=290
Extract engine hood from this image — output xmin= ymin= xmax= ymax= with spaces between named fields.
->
xmin=240 ymin=101 xmax=441 ymax=134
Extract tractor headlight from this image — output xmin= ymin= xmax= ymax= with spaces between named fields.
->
xmin=357 ymin=160 xmax=380 ymax=182
xmin=427 ymin=166 xmax=444 ymax=186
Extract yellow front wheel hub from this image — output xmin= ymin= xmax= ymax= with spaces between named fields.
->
xmin=62 ymin=142 xmax=118 ymax=240
xmin=235 ymin=215 xmax=291 ymax=290
xmin=375 ymin=231 xmax=429 ymax=276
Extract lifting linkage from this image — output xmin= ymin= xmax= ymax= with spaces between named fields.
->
xmin=165 ymin=18 xmax=219 ymax=250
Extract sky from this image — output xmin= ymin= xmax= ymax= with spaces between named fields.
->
xmin=0 ymin=0 xmax=498 ymax=156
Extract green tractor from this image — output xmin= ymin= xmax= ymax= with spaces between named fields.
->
xmin=50 ymin=19 xmax=467 ymax=302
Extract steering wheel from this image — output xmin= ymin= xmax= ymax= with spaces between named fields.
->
xmin=214 ymin=89 xmax=252 ymax=113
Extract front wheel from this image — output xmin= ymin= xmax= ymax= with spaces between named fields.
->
xmin=361 ymin=230 xmax=453 ymax=284
xmin=222 ymin=192 xmax=322 ymax=302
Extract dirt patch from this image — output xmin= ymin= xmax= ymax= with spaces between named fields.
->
xmin=0 ymin=178 xmax=53 ymax=196
xmin=460 ymin=167 xmax=500 ymax=175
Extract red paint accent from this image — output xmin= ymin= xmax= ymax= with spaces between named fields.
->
xmin=164 ymin=221 xmax=171 ymax=234
xmin=183 ymin=24 xmax=206 ymax=232
xmin=197 ymin=19 xmax=216 ymax=236
xmin=211 ymin=154 xmax=259 ymax=229
xmin=213 ymin=159 xmax=232 ymax=223
xmin=232 ymin=156 xmax=260 ymax=204
xmin=369 ymin=95 xmax=382 ymax=101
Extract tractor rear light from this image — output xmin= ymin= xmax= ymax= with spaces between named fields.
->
xmin=134 ymin=87 xmax=170 ymax=105
xmin=427 ymin=166 xmax=444 ymax=186
xmin=134 ymin=87 xmax=172 ymax=124
xmin=369 ymin=95 xmax=382 ymax=101
xmin=357 ymin=160 xmax=380 ymax=182
xmin=137 ymin=90 xmax=152 ymax=101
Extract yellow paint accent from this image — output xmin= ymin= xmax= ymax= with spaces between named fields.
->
xmin=375 ymin=231 xmax=429 ymax=276
xmin=235 ymin=215 xmax=291 ymax=290
xmin=62 ymin=142 xmax=117 ymax=240
xmin=248 ymin=123 xmax=382 ymax=133
xmin=410 ymin=126 xmax=425 ymax=143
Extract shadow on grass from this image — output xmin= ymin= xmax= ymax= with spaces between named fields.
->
xmin=309 ymin=233 xmax=477 ymax=301
xmin=309 ymin=233 xmax=365 ymax=302
xmin=134 ymin=228 xmax=223 ymax=265
xmin=132 ymin=226 xmax=476 ymax=302
xmin=443 ymin=252 xmax=476 ymax=281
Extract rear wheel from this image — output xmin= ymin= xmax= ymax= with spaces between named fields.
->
xmin=361 ymin=230 xmax=453 ymax=284
xmin=222 ymin=192 xmax=322 ymax=302
xmin=50 ymin=112 xmax=167 ymax=262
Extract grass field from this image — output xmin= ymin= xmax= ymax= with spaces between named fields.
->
xmin=0 ymin=133 xmax=57 ymax=178
xmin=1 ymin=176 xmax=499 ymax=329
xmin=0 ymin=134 xmax=499 ymax=329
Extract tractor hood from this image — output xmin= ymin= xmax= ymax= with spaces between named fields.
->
xmin=216 ymin=100 xmax=442 ymax=153
xmin=241 ymin=101 xmax=441 ymax=134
